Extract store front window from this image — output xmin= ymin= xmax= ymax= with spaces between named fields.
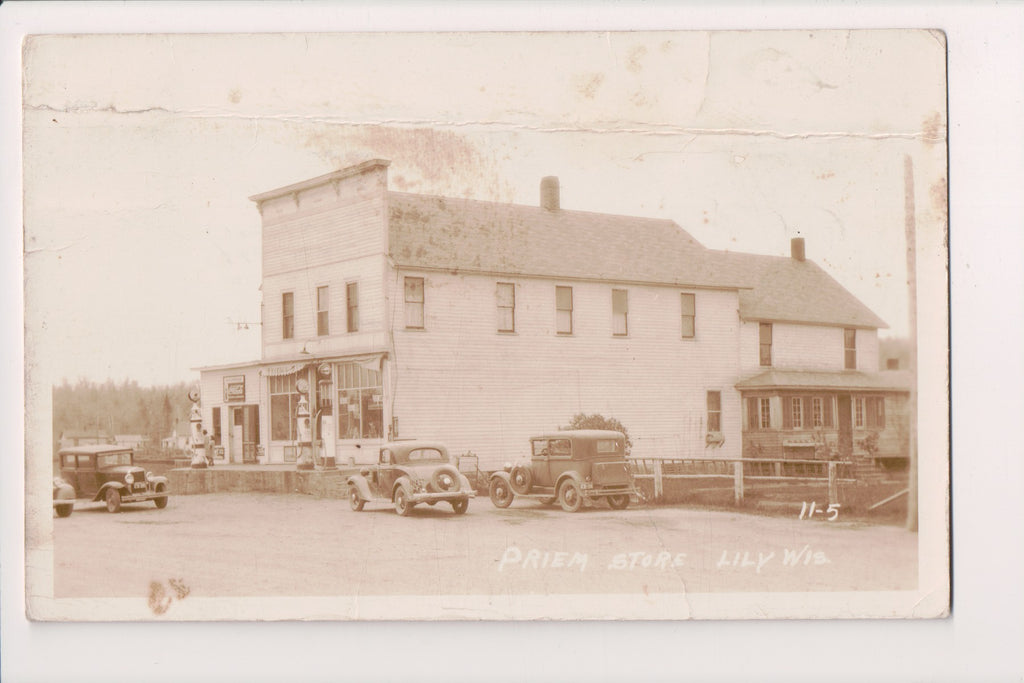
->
xmin=337 ymin=361 xmax=383 ymax=439
xmin=269 ymin=372 xmax=301 ymax=442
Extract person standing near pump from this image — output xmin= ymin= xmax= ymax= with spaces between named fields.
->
xmin=202 ymin=429 xmax=213 ymax=467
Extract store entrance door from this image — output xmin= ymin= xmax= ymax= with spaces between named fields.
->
xmin=229 ymin=405 xmax=260 ymax=464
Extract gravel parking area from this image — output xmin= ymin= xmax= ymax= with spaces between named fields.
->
xmin=53 ymin=492 xmax=917 ymax=601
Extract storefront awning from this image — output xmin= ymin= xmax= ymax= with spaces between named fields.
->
xmin=736 ymin=369 xmax=914 ymax=392
xmin=261 ymin=362 xmax=310 ymax=377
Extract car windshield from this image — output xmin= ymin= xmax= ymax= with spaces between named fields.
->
xmin=400 ymin=448 xmax=446 ymax=464
xmin=532 ymin=439 xmax=571 ymax=457
xmin=96 ymin=452 xmax=133 ymax=468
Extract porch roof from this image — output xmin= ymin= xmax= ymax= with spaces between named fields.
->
xmin=736 ymin=369 xmax=914 ymax=392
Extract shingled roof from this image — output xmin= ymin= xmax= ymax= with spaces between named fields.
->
xmin=386 ymin=190 xmax=887 ymax=330
xmin=388 ymin=192 xmax=749 ymax=290
xmin=713 ymin=251 xmax=889 ymax=329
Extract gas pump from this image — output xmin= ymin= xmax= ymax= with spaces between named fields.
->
xmin=295 ymin=379 xmax=314 ymax=470
xmin=187 ymin=389 xmax=207 ymax=469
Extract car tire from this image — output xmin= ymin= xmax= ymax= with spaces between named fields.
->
xmin=393 ymin=486 xmax=413 ymax=517
xmin=55 ymin=504 xmax=73 ymax=518
xmin=451 ymin=498 xmax=469 ymax=515
xmin=349 ymin=487 xmax=365 ymax=511
xmin=607 ymin=494 xmax=630 ymax=510
xmin=509 ymin=466 xmax=533 ymax=495
xmin=489 ymin=477 xmax=514 ymax=508
xmin=154 ymin=484 xmax=169 ymax=509
xmin=105 ymin=488 xmax=122 ymax=514
xmin=558 ymin=480 xmax=583 ymax=513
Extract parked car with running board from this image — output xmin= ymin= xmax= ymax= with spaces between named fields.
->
xmin=489 ymin=430 xmax=638 ymax=512
xmin=57 ymin=445 xmax=170 ymax=513
xmin=346 ymin=441 xmax=475 ymax=517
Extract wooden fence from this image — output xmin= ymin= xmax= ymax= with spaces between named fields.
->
xmin=629 ymin=457 xmax=855 ymax=506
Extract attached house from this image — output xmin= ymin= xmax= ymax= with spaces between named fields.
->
xmin=196 ymin=159 xmax=910 ymax=474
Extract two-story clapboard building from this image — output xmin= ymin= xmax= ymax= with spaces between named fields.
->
xmin=196 ymin=159 xmax=910 ymax=473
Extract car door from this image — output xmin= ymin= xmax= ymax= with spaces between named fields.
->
xmin=377 ymin=448 xmax=400 ymax=498
xmin=530 ymin=440 xmax=552 ymax=487
xmin=77 ymin=455 xmax=99 ymax=497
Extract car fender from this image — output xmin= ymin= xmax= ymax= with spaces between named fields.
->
xmin=458 ymin=473 xmax=473 ymax=493
xmin=53 ymin=480 xmax=75 ymax=501
xmin=148 ymin=474 xmax=169 ymax=486
xmin=92 ymin=481 xmax=126 ymax=502
xmin=554 ymin=470 xmax=584 ymax=493
xmin=346 ymin=475 xmax=373 ymax=501
xmin=392 ymin=476 xmax=413 ymax=499
xmin=489 ymin=470 xmax=512 ymax=486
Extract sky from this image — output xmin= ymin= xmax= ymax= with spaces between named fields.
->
xmin=21 ymin=30 xmax=947 ymax=387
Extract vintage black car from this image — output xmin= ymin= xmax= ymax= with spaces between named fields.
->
xmin=346 ymin=441 xmax=475 ymax=516
xmin=489 ymin=430 xmax=638 ymax=512
xmin=57 ymin=445 xmax=170 ymax=513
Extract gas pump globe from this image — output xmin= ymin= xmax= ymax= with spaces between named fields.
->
xmin=295 ymin=379 xmax=314 ymax=470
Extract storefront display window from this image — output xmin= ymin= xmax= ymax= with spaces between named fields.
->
xmin=337 ymin=361 xmax=383 ymax=439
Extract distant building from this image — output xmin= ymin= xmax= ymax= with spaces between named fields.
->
xmin=197 ymin=160 xmax=911 ymax=473
xmin=58 ymin=430 xmax=114 ymax=448
xmin=113 ymin=434 xmax=150 ymax=449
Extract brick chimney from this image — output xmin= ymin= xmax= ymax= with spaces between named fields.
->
xmin=791 ymin=237 xmax=806 ymax=262
xmin=541 ymin=176 xmax=560 ymax=211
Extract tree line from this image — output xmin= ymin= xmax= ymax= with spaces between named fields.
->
xmin=52 ymin=378 xmax=195 ymax=451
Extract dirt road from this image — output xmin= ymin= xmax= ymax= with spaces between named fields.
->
xmin=54 ymin=492 xmax=916 ymax=602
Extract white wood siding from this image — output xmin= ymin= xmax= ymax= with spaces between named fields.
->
xmin=740 ymin=321 xmax=880 ymax=373
xmin=388 ymin=270 xmax=743 ymax=469
xmin=258 ymin=167 xmax=388 ymax=360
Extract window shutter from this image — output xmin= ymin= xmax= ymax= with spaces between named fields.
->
xmin=824 ymin=396 xmax=834 ymax=427
xmin=747 ymin=397 xmax=758 ymax=430
xmin=770 ymin=397 xmax=782 ymax=430
xmin=804 ymin=397 xmax=813 ymax=428
xmin=782 ymin=396 xmax=792 ymax=430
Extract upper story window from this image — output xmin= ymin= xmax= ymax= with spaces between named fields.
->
xmin=791 ymin=397 xmax=804 ymax=429
xmin=759 ymin=322 xmax=773 ymax=366
xmin=759 ymin=397 xmax=772 ymax=429
xmin=844 ymin=328 xmax=857 ymax=369
xmin=404 ymin=277 xmax=424 ymax=329
xmin=496 ymin=282 xmax=515 ymax=333
xmin=612 ymin=289 xmax=629 ymax=336
xmin=316 ymin=286 xmax=330 ymax=336
xmin=855 ymin=397 xmax=865 ymax=428
xmin=282 ymin=292 xmax=294 ymax=340
xmin=346 ymin=282 xmax=359 ymax=333
xmin=681 ymin=293 xmax=696 ymax=338
xmin=556 ymin=286 xmax=573 ymax=335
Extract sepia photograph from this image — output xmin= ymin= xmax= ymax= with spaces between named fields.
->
xmin=18 ymin=27 xmax=953 ymax=624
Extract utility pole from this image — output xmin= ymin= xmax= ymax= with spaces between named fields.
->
xmin=904 ymin=155 xmax=918 ymax=533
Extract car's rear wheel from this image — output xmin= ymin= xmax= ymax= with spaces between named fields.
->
xmin=558 ymin=480 xmax=583 ymax=513
xmin=154 ymin=484 xmax=168 ymax=509
xmin=105 ymin=488 xmax=122 ymax=514
xmin=607 ymin=494 xmax=630 ymax=510
xmin=393 ymin=487 xmax=413 ymax=517
xmin=451 ymin=498 xmax=469 ymax=515
xmin=55 ymin=504 xmax=73 ymax=518
xmin=489 ymin=478 xmax=514 ymax=508
xmin=349 ymin=487 xmax=365 ymax=511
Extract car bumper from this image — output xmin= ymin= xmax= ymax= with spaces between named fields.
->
xmin=408 ymin=490 xmax=475 ymax=504
xmin=579 ymin=484 xmax=637 ymax=500
xmin=120 ymin=490 xmax=169 ymax=504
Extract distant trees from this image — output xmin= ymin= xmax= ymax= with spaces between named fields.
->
xmin=52 ymin=379 xmax=195 ymax=451
xmin=560 ymin=412 xmax=632 ymax=455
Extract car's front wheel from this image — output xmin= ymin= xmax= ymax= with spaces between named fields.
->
xmin=55 ymin=504 xmax=73 ymax=518
xmin=489 ymin=478 xmax=514 ymax=508
xmin=393 ymin=487 xmax=413 ymax=517
xmin=154 ymin=484 xmax=168 ymax=509
xmin=451 ymin=498 xmax=469 ymax=515
xmin=558 ymin=480 xmax=583 ymax=513
xmin=349 ymin=487 xmax=365 ymax=511
xmin=105 ymin=488 xmax=122 ymax=514
xmin=607 ymin=494 xmax=630 ymax=510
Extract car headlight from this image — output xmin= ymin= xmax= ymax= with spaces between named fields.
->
xmin=124 ymin=472 xmax=135 ymax=485
xmin=53 ymin=477 xmax=66 ymax=488
xmin=145 ymin=471 xmax=154 ymax=482
xmin=503 ymin=462 xmax=512 ymax=473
